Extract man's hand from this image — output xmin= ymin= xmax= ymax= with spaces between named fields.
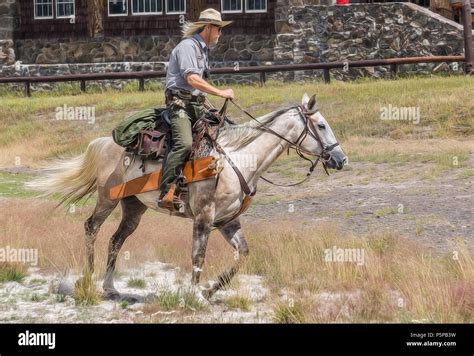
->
xmin=219 ymin=89 xmax=234 ymax=99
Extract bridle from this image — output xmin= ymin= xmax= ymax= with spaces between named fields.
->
xmin=210 ymin=98 xmax=340 ymax=228
xmin=227 ymin=99 xmax=340 ymax=186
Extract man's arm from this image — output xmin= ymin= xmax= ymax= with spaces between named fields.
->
xmin=187 ymin=74 xmax=234 ymax=99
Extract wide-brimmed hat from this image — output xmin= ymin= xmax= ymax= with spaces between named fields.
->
xmin=193 ymin=8 xmax=232 ymax=27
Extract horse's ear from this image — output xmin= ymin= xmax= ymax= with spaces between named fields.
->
xmin=302 ymin=93 xmax=310 ymax=109
xmin=308 ymin=94 xmax=317 ymax=111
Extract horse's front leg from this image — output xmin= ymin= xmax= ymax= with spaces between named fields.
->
xmin=202 ymin=218 xmax=249 ymax=300
xmin=191 ymin=202 xmax=215 ymax=285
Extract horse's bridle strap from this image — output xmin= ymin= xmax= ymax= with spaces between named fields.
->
xmin=210 ymin=99 xmax=341 ymax=225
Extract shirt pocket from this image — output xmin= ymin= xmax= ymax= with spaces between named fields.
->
xmin=196 ymin=55 xmax=205 ymax=70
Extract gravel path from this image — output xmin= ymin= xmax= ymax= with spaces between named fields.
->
xmin=244 ymin=160 xmax=473 ymax=251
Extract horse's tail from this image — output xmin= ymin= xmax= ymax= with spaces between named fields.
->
xmin=25 ymin=137 xmax=109 ymax=207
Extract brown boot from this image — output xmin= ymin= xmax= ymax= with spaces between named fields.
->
xmin=157 ymin=184 xmax=185 ymax=212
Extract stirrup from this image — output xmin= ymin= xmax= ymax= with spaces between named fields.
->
xmin=157 ymin=184 xmax=185 ymax=212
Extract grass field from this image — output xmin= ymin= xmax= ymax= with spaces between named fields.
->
xmin=0 ymin=75 xmax=473 ymax=323
xmin=0 ymin=76 xmax=472 ymax=167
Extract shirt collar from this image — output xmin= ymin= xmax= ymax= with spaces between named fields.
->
xmin=193 ymin=34 xmax=208 ymax=51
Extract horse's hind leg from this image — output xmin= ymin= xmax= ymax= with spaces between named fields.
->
xmin=84 ymin=187 xmax=119 ymax=275
xmin=102 ymin=195 xmax=147 ymax=300
xmin=203 ymin=218 xmax=249 ymax=299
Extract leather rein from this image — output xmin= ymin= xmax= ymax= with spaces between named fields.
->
xmin=209 ymin=99 xmax=339 ymax=228
xmin=227 ymin=99 xmax=340 ymax=186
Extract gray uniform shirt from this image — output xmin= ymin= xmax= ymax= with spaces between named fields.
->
xmin=165 ymin=34 xmax=209 ymax=97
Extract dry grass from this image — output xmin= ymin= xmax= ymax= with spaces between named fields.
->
xmin=0 ymin=198 xmax=472 ymax=322
xmin=240 ymin=223 xmax=473 ymax=323
xmin=273 ymin=301 xmax=306 ymax=323
xmin=0 ymin=198 xmax=230 ymax=277
xmin=143 ymin=287 xmax=208 ymax=313
xmin=344 ymin=137 xmax=473 ymax=167
xmin=1 ymin=76 xmax=472 ymax=167
xmin=0 ymin=262 xmax=28 ymax=283
xmin=127 ymin=277 xmax=147 ymax=289
xmin=223 ymin=295 xmax=251 ymax=312
xmin=73 ymin=271 xmax=100 ymax=306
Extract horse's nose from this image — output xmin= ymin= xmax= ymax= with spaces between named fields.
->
xmin=342 ymin=157 xmax=348 ymax=166
xmin=336 ymin=156 xmax=347 ymax=170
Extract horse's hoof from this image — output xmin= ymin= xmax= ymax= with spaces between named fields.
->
xmin=200 ymin=280 xmax=218 ymax=300
xmin=103 ymin=289 xmax=121 ymax=301
xmin=119 ymin=294 xmax=142 ymax=304
xmin=55 ymin=279 xmax=74 ymax=296
xmin=196 ymin=290 xmax=211 ymax=306
xmin=191 ymin=286 xmax=211 ymax=305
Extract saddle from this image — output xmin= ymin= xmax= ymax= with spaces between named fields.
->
xmin=109 ymin=107 xmax=228 ymax=202
xmin=121 ymin=108 xmax=224 ymax=161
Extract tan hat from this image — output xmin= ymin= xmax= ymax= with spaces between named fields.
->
xmin=194 ymin=8 xmax=232 ymax=27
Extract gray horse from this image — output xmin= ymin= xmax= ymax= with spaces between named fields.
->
xmin=27 ymin=94 xmax=347 ymax=302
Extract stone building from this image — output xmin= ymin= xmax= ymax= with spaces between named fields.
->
xmin=0 ymin=0 xmax=468 ymax=81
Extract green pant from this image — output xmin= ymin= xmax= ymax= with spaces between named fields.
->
xmin=159 ymin=101 xmax=208 ymax=193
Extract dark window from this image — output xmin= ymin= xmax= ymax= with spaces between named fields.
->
xmin=222 ymin=0 xmax=243 ymax=13
xmin=57 ymin=0 xmax=74 ymax=17
xmin=166 ymin=0 xmax=185 ymax=14
xmin=109 ymin=0 xmax=128 ymax=16
xmin=132 ymin=0 xmax=163 ymax=14
xmin=35 ymin=0 xmax=53 ymax=18
xmin=246 ymin=0 xmax=266 ymax=12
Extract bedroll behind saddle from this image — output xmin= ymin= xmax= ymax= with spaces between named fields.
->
xmin=112 ymin=107 xmax=170 ymax=160
xmin=112 ymin=107 xmax=225 ymax=160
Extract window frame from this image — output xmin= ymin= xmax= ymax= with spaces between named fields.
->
xmin=55 ymin=0 xmax=75 ymax=19
xmin=221 ymin=0 xmax=243 ymax=14
xmin=34 ymin=0 xmax=54 ymax=20
xmin=108 ymin=0 xmax=129 ymax=17
xmin=165 ymin=0 xmax=186 ymax=15
xmin=131 ymin=0 xmax=163 ymax=16
xmin=245 ymin=0 xmax=267 ymax=13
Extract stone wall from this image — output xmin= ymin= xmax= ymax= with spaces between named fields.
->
xmin=14 ymin=34 xmax=275 ymax=64
xmin=0 ymin=0 xmax=16 ymax=39
xmin=275 ymin=3 xmax=465 ymax=79
xmin=0 ymin=0 xmax=16 ymax=65
xmin=0 ymin=40 xmax=15 ymax=66
xmin=0 ymin=60 xmax=264 ymax=92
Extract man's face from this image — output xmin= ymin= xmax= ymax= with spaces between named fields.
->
xmin=209 ymin=25 xmax=222 ymax=45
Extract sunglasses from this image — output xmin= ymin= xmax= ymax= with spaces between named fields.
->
xmin=211 ymin=25 xmax=222 ymax=33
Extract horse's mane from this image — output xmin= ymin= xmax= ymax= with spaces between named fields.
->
xmin=217 ymin=107 xmax=294 ymax=149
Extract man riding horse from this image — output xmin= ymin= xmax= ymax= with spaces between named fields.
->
xmin=158 ymin=8 xmax=235 ymax=211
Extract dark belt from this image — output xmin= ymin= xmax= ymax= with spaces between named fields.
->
xmin=165 ymin=89 xmax=206 ymax=104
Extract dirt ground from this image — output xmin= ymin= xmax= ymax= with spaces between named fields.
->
xmin=0 ymin=263 xmax=273 ymax=324
xmin=245 ymin=155 xmax=474 ymax=252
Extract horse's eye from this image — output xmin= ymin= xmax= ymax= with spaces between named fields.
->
xmin=317 ymin=124 xmax=326 ymax=130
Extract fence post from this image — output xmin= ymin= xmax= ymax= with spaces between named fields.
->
xmin=461 ymin=0 xmax=473 ymax=74
xmin=80 ymin=80 xmax=86 ymax=93
xmin=323 ymin=68 xmax=330 ymax=84
xmin=24 ymin=81 xmax=31 ymax=97
xmin=139 ymin=78 xmax=145 ymax=92
xmin=259 ymin=71 xmax=267 ymax=87
xmin=390 ymin=64 xmax=398 ymax=78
